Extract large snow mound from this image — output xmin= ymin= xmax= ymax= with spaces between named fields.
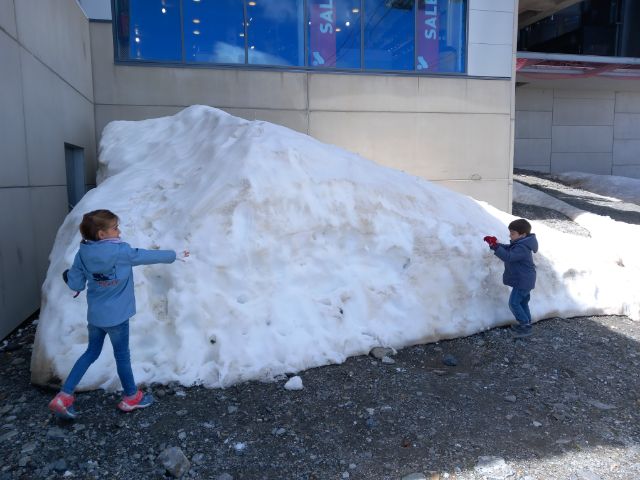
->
xmin=31 ymin=106 xmax=640 ymax=391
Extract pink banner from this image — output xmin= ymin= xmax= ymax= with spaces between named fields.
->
xmin=310 ymin=0 xmax=336 ymax=67
xmin=416 ymin=0 xmax=439 ymax=71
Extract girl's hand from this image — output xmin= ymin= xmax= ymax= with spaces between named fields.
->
xmin=183 ymin=250 xmax=190 ymax=258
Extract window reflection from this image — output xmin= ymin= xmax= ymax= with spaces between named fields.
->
xmin=247 ymin=0 xmax=304 ymax=66
xmin=308 ymin=0 xmax=361 ymax=69
xmin=115 ymin=0 xmax=182 ymax=61
xmin=416 ymin=0 xmax=466 ymax=73
xmin=184 ymin=0 xmax=245 ymax=63
xmin=113 ymin=0 xmax=467 ymax=73
xmin=364 ymin=0 xmax=414 ymax=71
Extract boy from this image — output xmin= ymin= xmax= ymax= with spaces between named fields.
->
xmin=484 ymin=219 xmax=538 ymax=338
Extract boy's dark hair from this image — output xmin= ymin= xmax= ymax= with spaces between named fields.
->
xmin=508 ymin=218 xmax=532 ymax=235
xmin=80 ymin=210 xmax=118 ymax=241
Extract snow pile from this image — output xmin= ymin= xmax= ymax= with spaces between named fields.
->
xmin=31 ymin=106 xmax=640 ymax=391
xmin=555 ymin=171 xmax=640 ymax=205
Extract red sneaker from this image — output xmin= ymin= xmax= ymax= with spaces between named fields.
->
xmin=48 ymin=392 xmax=77 ymax=419
xmin=117 ymin=390 xmax=154 ymax=412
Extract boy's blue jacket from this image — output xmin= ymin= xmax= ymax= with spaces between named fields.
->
xmin=64 ymin=239 xmax=176 ymax=327
xmin=493 ymin=234 xmax=538 ymax=290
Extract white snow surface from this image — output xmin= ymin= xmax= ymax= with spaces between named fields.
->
xmin=554 ymin=171 xmax=640 ymax=205
xmin=31 ymin=106 xmax=640 ymax=391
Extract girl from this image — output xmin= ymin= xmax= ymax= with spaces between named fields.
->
xmin=49 ymin=209 xmax=188 ymax=419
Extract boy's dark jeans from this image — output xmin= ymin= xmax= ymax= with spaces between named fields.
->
xmin=509 ymin=288 xmax=532 ymax=332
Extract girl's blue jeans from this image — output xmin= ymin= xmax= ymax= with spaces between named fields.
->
xmin=62 ymin=320 xmax=137 ymax=396
xmin=509 ymin=288 xmax=532 ymax=330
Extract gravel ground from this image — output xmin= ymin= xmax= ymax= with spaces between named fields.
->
xmin=1 ymin=171 xmax=638 ymax=480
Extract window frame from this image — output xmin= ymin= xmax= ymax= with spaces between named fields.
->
xmin=110 ymin=0 xmax=470 ymax=77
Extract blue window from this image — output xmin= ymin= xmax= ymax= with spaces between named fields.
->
xmin=416 ymin=0 xmax=466 ymax=73
xmin=113 ymin=0 xmax=467 ymax=73
xmin=184 ymin=0 xmax=245 ymax=64
xmin=308 ymin=0 xmax=361 ymax=69
xmin=247 ymin=0 xmax=304 ymax=66
xmin=364 ymin=0 xmax=414 ymax=71
xmin=116 ymin=0 xmax=182 ymax=62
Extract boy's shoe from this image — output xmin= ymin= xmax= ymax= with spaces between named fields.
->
xmin=117 ymin=390 xmax=154 ymax=412
xmin=510 ymin=325 xmax=532 ymax=338
xmin=48 ymin=392 xmax=77 ymax=419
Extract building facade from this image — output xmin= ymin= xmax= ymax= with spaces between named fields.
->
xmin=1 ymin=0 xmax=520 ymax=339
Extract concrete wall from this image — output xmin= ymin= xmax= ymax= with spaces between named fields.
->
xmin=0 ymin=0 xmax=96 ymax=339
xmin=515 ymin=87 xmax=640 ymax=178
xmin=90 ymin=19 xmax=515 ymax=211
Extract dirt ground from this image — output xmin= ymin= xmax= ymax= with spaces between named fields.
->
xmin=0 ymin=170 xmax=638 ymax=480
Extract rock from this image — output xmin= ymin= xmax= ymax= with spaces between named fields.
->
xmin=176 ymin=409 xmax=188 ymax=417
xmin=284 ymin=376 xmax=303 ymax=390
xmin=381 ymin=356 xmax=396 ymax=364
xmin=570 ymin=470 xmax=602 ymax=480
xmin=370 ymin=347 xmax=395 ymax=360
xmin=0 ymin=406 xmax=11 ymax=416
xmin=46 ymin=427 xmax=66 ymax=439
xmin=272 ymin=427 xmax=286 ymax=436
xmin=442 ymin=354 xmax=458 ymax=367
xmin=474 ymin=456 xmax=514 ymax=480
xmin=18 ymin=456 xmax=30 ymax=467
xmin=532 ymin=421 xmax=542 ymax=427
xmin=216 ymin=474 xmax=233 ymax=480
xmin=402 ymin=473 xmax=427 ymax=480
xmin=191 ymin=453 xmax=205 ymax=465
xmin=587 ymin=400 xmax=617 ymax=410
xmin=0 ymin=430 xmax=18 ymax=442
xmin=10 ymin=358 xmax=25 ymax=366
xmin=227 ymin=406 xmax=238 ymax=414
xmin=158 ymin=446 xmax=191 ymax=478
xmin=52 ymin=459 xmax=67 ymax=472
xmin=504 ymin=395 xmax=517 ymax=402
xmin=21 ymin=441 xmax=37 ymax=453
xmin=178 ymin=431 xmax=187 ymax=441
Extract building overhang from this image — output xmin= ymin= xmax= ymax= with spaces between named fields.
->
xmin=518 ymin=0 xmax=585 ymax=28
xmin=516 ymin=52 xmax=640 ymax=80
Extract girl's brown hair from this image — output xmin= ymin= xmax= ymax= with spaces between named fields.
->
xmin=80 ymin=210 xmax=119 ymax=241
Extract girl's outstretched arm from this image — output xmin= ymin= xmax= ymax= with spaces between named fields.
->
xmin=125 ymin=244 xmax=177 ymax=266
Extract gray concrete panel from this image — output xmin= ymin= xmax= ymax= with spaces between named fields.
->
xmin=14 ymin=0 xmax=93 ymax=100
xmin=612 ymin=165 xmax=640 ymax=178
xmin=30 ymin=186 xmax=68 ymax=285
xmin=469 ymin=10 xmax=514 ymax=45
xmin=614 ymin=113 xmax=640 ymax=140
xmin=552 ymin=98 xmax=615 ymax=126
xmin=309 ymin=111 xmax=511 ymax=182
xmin=613 ymin=139 xmax=640 ymax=166
xmin=309 ymin=75 xmax=510 ymax=115
xmin=552 ymin=126 xmax=613 ymax=153
xmin=554 ymin=89 xmax=615 ymax=100
xmin=550 ymin=153 xmax=613 ymax=175
xmin=0 ymin=188 xmax=39 ymax=339
xmin=0 ymin=29 xmax=28 ymax=187
xmin=433 ymin=179 xmax=511 ymax=212
xmin=0 ymin=0 xmax=17 ymax=39
xmin=515 ymin=88 xmax=553 ymax=111
xmin=515 ymin=111 xmax=552 ymax=139
xmin=514 ymin=138 xmax=551 ymax=166
xmin=467 ymin=43 xmax=513 ymax=78
xmin=470 ymin=0 xmax=515 ymax=12
xmin=90 ymin=23 xmax=306 ymax=110
xmin=615 ymin=92 xmax=640 ymax=114
xmin=21 ymin=49 xmax=96 ymax=186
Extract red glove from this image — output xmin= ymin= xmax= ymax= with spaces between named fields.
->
xmin=483 ymin=235 xmax=498 ymax=247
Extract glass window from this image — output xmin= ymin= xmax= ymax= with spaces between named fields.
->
xmin=364 ymin=0 xmax=415 ymax=71
xmin=308 ymin=0 xmax=361 ymax=69
xmin=247 ymin=0 xmax=304 ymax=66
xmin=184 ymin=0 xmax=245 ymax=64
xmin=416 ymin=0 xmax=466 ymax=73
xmin=115 ymin=0 xmax=182 ymax=62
